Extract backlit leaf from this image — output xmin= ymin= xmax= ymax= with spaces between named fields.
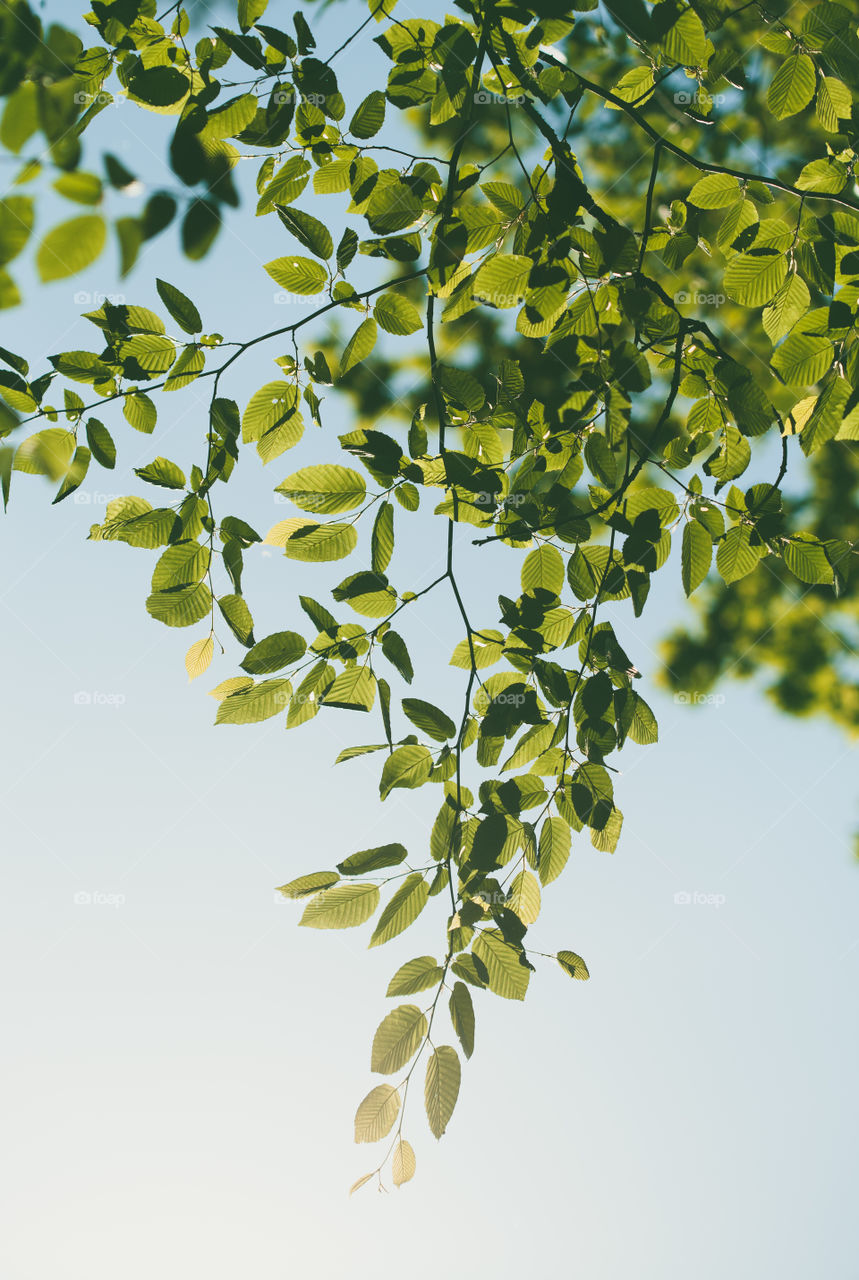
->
xmin=424 ymin=1045 xmax=460 ymax=1139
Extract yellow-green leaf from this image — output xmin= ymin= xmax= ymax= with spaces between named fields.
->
xmin=424 ymin=1045 xmax=460 ymax=1139
xmin=299 ymin=881 xmax=380 ymax=929
xmin=371 ymin=1004 xmax=427 ymax=1073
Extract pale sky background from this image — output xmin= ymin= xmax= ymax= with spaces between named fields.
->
xmin=1 ymin=3 xmax=857 ymax=1277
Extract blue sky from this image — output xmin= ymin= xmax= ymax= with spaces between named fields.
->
xmin=1 ymin=4 xmax=857 ymax=1276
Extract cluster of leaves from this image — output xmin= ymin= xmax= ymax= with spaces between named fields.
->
xmin=1 ymin=0 xmax=858 ymax=1184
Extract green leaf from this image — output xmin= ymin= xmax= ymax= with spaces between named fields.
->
xmin=93 ymin=498 xmax=174 ymax=548
xmin=218 ymin=593 xmax=255 ymax=646
xmin=783 ymin=536 xmax=834 ymax=585
xmin=350 ymin=90 xmax=386 ymax=139
xmin=208 ymin=677 xmax=254 ymax=701
xmin=401 ymin=698 xmax=456 ymax=742
xmin=767 ymin=54 xmax=816 ymax=120
xmin=339 ymin=317 xmax=377 ymax=378
xmin=336 ymin=744 xmax=387 ymax=762
xmin=215 ymin=677 xmax=290 ymax=724
xmin=299 ymin=882 xmax=380 ymax=929
xmin=473 ymin=254 xmax=532 ymax=309
xmin=85 ymin=418 xmax=116 ymax=469
xmin=762 ymin=274 xmax=810 ymax=344
xmin=337 ymin=228 xmax=359 ymax=272
xmin=654 ymin=2 xmax=707 ymax=65
xmin=338 ymin=843 xmax=408 ymax=875
xmin=331 ymin=571 xmax=396 ymax=618
xmin=800 ymin=377 xmax=850 ymax=455
xmin=123 ymin=393 xmax=157 ymax=434
xmin=275 ymin=463 xmax=366 ymax=513
xmin=557 ymin=950 xmax=590 ymax=980
xmin=537 ymin=816 xmax=571 ymax=886
xmin=123 ymin=334 xmax=176 ymax=375
xmin=165 ymin=346 xmax=203 ymax=393
xmin=0 ymin=196 xmax=33 ymax=270
xmin=240 ymin=630 xmax=306 ymax=674
xmin=264 ymin=255 xmax=328 ymax=294
xmin=687 ymin=174 xmax=743 ymax=209
xmin=424 ymin=1045 xmax=460 ymax=1139
xmin=472 ymin=930 xmax=531 ymax=1000
xmin=13 ymin=428 xmax=74 ymax=479
xmin=387 ymin=956 xmax=444 ymax=996
xmin=379 ymin=744 xmax=433 ymax=799
xmin=627 ymin=692 xmax=659 ymax=745
xmin=242 ymin=381 xmax=300 ymax=444
xmin=705 ymin=424 xmax=750 ymax=482
xmin=506 ymin=869 xmax=541 ymax=926
xmin=257 ymin=155 xmax=311 ymax=213
xmin=480 ymin=182 xmax=525 ymax=218
xmin=128 ymin=65 xmax=190 ymax=107
xmin=283 ymin=521 xmax=358 ymax=562
xmin=371 ymin=1004 xmax=427 ymax=1072
xmin=450 ymin=629 xmax=504 ymax=670
xmin=371 ymin=501 xmax=395 ymax=574
xmin=354 ymin=1084 xmax=399 ymax=1143
xmin=277 ymin=871 xmax=340 ymax=898
xmin=37 ymin=215 xmax=106 ymax=282
xmin=366 ymin=181 xmax=422 ymax=234
xmin=724 ymin=248 xmax=787 ymax=308
xmin=816 ymin=76 xmax=852 ymax=132
xmin=716 ymin=525 xmax=764 ymax=583
xmin=53 ymin=445 xmax=90 ymax=505
xmin=202 ymin=92 xmax=259 ymax=141
xmin=448 ymin=981 xmax=475 ymax=1059
xmin=521 ymin=544 xmax=564 ymax=594
xmin=795 ymin=158 xmax=848 ymax=194
xmin=151 ymin=543 xmax=210 ymax=592
xmin=381 ymin=630 xmax=413 ymax=683
xmin=238 ymin=0 xmax=268 ymax=31
xmin=276 ymin=206 xmax=333 ymax=260
xmin=146 ymin=582 xmax=213 ymax=628
xmin=369 ymin=873 xmax=429 ymax=947
xmin=450 ymin=953 xmax=488 ymax=989
xmin=156 ymin=278 xmax=202 ymax=333
xmin=134 ymin=456 xmax=186 ymax=490
xmin=771 ymin=333 xmax=833 ymax=386
xmin=681 ymin=520 xmax=712 ymax=595
xmin=322 ymin=665 xmax=377 ymax=711
xmin=374 ymin=292 xmax=423 ymax=335
xmin=50 ymin=350 xmax=112 ymax=384
xmin=314 ymin=159 xmax=351 ymax=195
